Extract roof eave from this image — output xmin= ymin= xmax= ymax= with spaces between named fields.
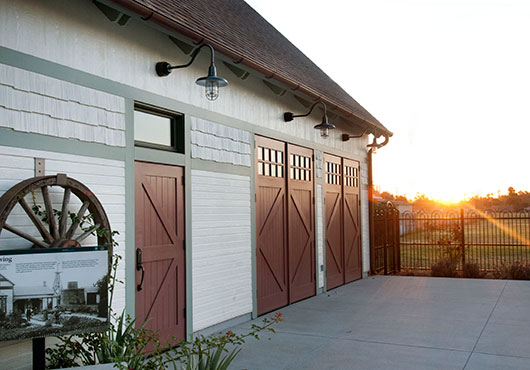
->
xmin=108 ymin=0 xmax=393 ymax=137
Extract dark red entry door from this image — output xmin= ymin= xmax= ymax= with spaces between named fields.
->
xmin=325 ymin=155 xmax=362 ymax=290
xmin=135 ymin=161 xmax=186 ymax=345
xmin=255 ymin=136 xmax=315 ymax=315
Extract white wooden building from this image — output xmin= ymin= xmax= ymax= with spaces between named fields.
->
xmin=0 ymin=0 xmax=392 ymax=367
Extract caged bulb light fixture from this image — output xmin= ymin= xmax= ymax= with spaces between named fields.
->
xmin=156 ymin=43 xmax=228 ymax=101
xmin=284 ymin=101 xmax=336 ymax=138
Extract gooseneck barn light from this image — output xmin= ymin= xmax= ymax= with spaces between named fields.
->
xmin=156 ymin=43 xmax=228 ymax=101
xmin=284 ymin=101 xmax=336 ymax=138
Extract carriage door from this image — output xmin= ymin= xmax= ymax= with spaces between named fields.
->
xmin=255 ymin=136 xmax=288 ymax=315
xmin=134 ymin=161 xmax=186 ymax=345
xmin=343 ymin=158 xmax=362 ymax=283
xmin=255 ymin=136 xmax=316 ymax=315
xmin=324 ymin=154 xmax=344 ymax=290
xmin=325 ymin=155 xmax=362 ymax=289
xmin=287 ymin=144 xmax=316 ymax=303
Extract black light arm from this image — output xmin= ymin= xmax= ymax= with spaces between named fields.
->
xmin=156 ymin=43 xmax=216 ymax=77
xmin=284 ymin=101 xmax=327 ymax=122
xmin=342 ymin=129 xmax=368 ymax=141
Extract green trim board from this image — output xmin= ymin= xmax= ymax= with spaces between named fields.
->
xmin=183 ymin=114 xmax=193 ymax=335
xmin=314 ymin=154 xmax=326 ymax=293
xmin=124 ymin=99 xmax=136 ymax=317
xmin=134 ymin=146 xmax=186 ymax=166
xmin=249 ymin=134 xmax=258 ymax=319
xmin=0 ymin=127 xmax=125 ymax=161
xmin=191 ymin=158 xmax=250 ymax=177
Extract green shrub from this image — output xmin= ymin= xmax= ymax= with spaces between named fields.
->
xmin=462 ymin=263 xmax=483 ymax=278
xmin=494 ymin=262 xmax=530 ymax=280
xmin=0 ymin=310 xmax=27 ymax=330
xmin=431 ymin=258 xmax=457 ymax=277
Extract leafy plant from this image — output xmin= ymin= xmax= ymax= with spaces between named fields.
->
xmin=431 ymin=258 xmax=457 ymax=277
xmin=494 ymin=262 xmax=530 ymax=280
xmin=165 ymin=313 xmax=283 ymax=370
xmin=462 ymin=262 xmax=483 ymax=278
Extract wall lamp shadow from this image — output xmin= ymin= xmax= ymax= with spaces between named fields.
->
xmin=284 ymin=101 xmax=335 ymax=138
xmin=156 ymin=43 xmax=228 ymax=101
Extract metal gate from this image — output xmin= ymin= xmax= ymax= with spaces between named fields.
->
xmin=373 ymin=203 xmax=400 ymax=275
xmin=255 ymin=136 xmax=315 ymax=315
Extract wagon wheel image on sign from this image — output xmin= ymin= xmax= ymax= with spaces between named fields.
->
xmin=0 ymin=174 xmax=112 ymax=251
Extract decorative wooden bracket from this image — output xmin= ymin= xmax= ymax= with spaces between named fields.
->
xmin=93 ymin=0 xmax=131 ymax=26
xmin=223 ymin=62 xmax=250 ymax=80
xmin=169 ymin=36 xmax=195 ymax=55
xmin=262 ymin=80 xmax=286 ymax=96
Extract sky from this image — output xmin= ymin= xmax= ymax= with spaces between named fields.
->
xmin=244 ymin=0 xmax=530 ymax=202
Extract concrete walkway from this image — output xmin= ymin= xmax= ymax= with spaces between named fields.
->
xmin=228 ymin=276 xmax=530 ymax=370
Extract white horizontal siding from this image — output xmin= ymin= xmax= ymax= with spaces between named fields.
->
xmin=191 ymin=170 xmax=252 ymax=331
xmin=190 ymin=117 xmax=251 ymax=167
xmin=0 ymin=64 xmax=125 ymax=147
xmin=0 ymin=146 xmax=126 ymax=314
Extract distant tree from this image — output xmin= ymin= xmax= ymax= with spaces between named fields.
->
xmin=413 ymin=194 xmax=437 ymax=211
xmin=380 ymin=191 xmax=394 ymax=200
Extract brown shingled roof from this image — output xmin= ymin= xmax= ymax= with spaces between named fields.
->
xmin=109 ymin=0 xmax=392 ymax=136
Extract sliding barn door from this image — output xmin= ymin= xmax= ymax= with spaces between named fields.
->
xmin=255 ymin=136 xmax=288 ymax=315
xmin=255 ymin=136 xmax=316 ymax=314
xmin=135 ymin=161 xmax=186 ymax=346
xmin=287 ymin=144 xmax=316 ymax=303
xmin=343 ymin=159 xmax=362 ymax=283
xmin=325 ymin=155 xmax=362 ymax=289
xmin=324 ymin=154 xmax=344 ymax=290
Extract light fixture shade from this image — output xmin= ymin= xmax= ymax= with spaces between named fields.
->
xmin=195 ymin=64 xmax=228 ymax=101
xmin=314 ymin=115 xmax=336 ymax=138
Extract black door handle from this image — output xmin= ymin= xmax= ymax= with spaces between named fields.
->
xmin=136 ymin=248 xmax=145 ymax=292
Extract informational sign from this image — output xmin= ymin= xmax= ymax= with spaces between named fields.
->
xmin=0 ymin=247 xmax=108 ymax=341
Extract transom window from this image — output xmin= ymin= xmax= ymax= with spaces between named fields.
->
xmin=344 ymin=165 xmax=359 ymax=187
xmin=134 ymin=104 xmax=184 ymax=152
xmin=290 ymin=154 xmax=311 ymax=181
xmin=257 ymin=146 xmax=284 ymax=178
xmin=326 ymin=161 xmax=341 ymax=185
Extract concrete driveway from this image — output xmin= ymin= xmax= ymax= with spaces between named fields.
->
xmin=228 ymin=276 xmax=530 ymax=370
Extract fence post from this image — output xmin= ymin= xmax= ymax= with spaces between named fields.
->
xmin=395 ymin=209 xmax=401 ymax=272
xmin=383 ymin=208 xmax=388 ymax=275
xmin=460 ymin=208 xmax=465 ymax=268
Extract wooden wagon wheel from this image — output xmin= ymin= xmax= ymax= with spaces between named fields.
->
xmin=0 ymin=173 xmax=112 ymax=251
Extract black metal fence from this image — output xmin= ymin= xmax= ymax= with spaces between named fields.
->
xmin=373 ymin=205 xmax=530 ymax=274
xmin=400 ymin=209 xmax=530 ymax=271
xmin=373 ymin=205 xmax=400 ymax=274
